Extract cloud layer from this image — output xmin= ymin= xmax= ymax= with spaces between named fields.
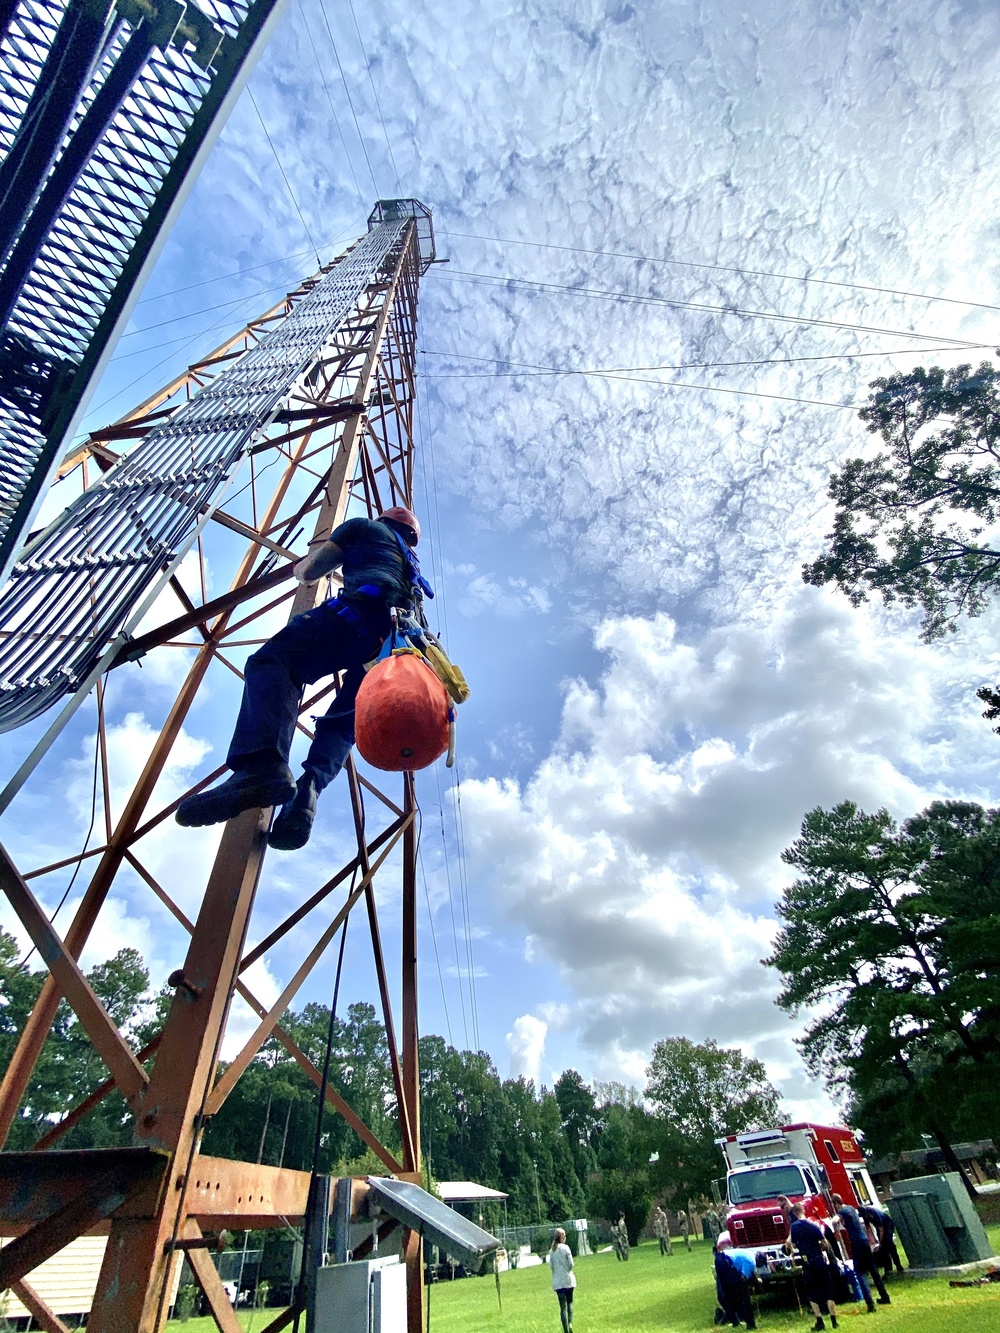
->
xmin=459 ymin=589 xmax=1000 ymax=1099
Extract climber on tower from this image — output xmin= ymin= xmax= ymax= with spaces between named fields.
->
xmin=176 ymin=505 xmax=427 ymax=850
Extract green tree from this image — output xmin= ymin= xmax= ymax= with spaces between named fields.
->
xmin=645 ymin=1038 xmax=782 ymax=1201
xmin=208 ymin=1000 xmax=400 ymax=1171
xmin=765 ymin=799 xmax=1000 ymax=1183
xmin=554 ymin=1069 xmax=599 ymax=1180
xmin=0 ymin=934 xmax=153 ymax=1148
xmin=593 ymin=1092 xmax=653 ymax=1175
xmin=803 ymin=361 xmax=1000 ymax=640
xmin=585 ymin=1168 xmax=651 ymax=1246
xmin=0 ymin=929 xmax=41 ymax=1075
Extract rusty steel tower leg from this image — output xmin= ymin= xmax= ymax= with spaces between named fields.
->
xmin=401 ymin=772 xmax=424 ymax=1330
xmin=0 ymin=202 xmax=436 ymax=1333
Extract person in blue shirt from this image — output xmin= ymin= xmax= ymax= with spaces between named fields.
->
xmin=858 ymin=1204 xmax=904 ymax=1277
xmin=789 ymin=1202 xmax=838 ymax=1331
xmin=176 ymin=506 xmax=424 ymax=848
xmin=832 ymin=1193 xmax=890 ymax=1310
xmin=713 ymin=1245 xmax=758 ymax=1329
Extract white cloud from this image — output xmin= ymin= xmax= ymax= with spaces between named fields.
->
xmin=457 ymin=570 xmax=553 ymax=618
xmin=507 ymin=1013 xmax=548 ymax=1084
xmin=460 ymin=589 xmax=1000 ymax=1093
xmin=222 ymin=955 xmax=283 ymax=1062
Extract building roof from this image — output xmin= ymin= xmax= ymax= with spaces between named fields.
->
xmin=436 ymin=1181 xmax=509 ymax=1202
xmin=867 ymin=1140 xmax=996 ymax=1175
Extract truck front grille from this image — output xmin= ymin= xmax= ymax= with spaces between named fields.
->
xmin=732 ymin=1215 xmax=785 ymax=1246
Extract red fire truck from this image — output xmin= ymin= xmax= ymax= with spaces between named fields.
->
xmin=715 ymin=1124 xmax=878 ymax=1281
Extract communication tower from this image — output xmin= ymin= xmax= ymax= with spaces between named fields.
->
xmin=0 ymin=200 xmax=462 ymax=1332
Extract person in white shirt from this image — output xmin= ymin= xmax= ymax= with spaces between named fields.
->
xmin=549 ymin=1227 xmax=577 ymax=1333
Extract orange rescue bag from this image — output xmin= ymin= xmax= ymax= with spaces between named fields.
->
xmin=354 ymin=651 xmax=451 ymax=771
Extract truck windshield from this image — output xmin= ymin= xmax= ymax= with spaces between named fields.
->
xmin=729 ymin=1165 xmax=805 ymax=1204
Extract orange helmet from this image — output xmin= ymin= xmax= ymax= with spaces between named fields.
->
xmin=379 ymin=505 xmax=420 ymax=545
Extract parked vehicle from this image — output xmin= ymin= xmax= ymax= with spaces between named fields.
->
xmin=715 ymin=1123 xmax=878 ymax=1283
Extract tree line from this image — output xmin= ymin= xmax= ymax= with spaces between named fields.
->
xmin=0 ymin=932 xmax=783 ymax=1231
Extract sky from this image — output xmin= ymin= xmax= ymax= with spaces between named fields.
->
xmin=5 ymin=0 xmax=1000 ymax=1130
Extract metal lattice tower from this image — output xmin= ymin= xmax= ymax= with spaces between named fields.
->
xmin=0 ymin=0 xmax=288 ymax=588
xmin=0 ymin=202 xmax=444 ymax=1332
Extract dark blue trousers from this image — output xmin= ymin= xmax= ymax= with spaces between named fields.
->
xmin=228 ymin=596 xmax=389 ymax=792
xmin=852 ymin=1240 xmax=889 ymax=1305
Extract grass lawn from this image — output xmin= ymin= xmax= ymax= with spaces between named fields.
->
xmin=423 ymin=1230 xmax=1000 ymax=1333
xmin=165 ymin=1313 xmax=287 ymax=1331
xmin=165 ymin=1226 xmax=1000 ymax=1332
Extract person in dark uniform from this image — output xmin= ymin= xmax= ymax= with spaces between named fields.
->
xmin=832 ymin=1194 xmax=890 ymax=1309
xmin=859 ymin=1203 xmax=904 ymax=1277
xmin=789 ymin=1202 xmax=838 ymax=1331
xmin=713 ymin=1246 xmax=757 ymax=1329
xmin=176 ymin=506 xmax=423 ymax=848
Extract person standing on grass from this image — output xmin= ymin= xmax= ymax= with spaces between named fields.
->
xmin=654 ymin=1205 xmax=672 ymax=1255
xmin=789 ymin=1201 xmax=838 ymax=1331
xmin=831 ymin=1193 xmax=890 ymax=1311
xmin=679 ymin=1209 xmax=692 ymax=1251
xmin=550 ymin=1228 xmax=576 ymax=1333
xmin=859 ymin=1202 xmax=904 ymax=1277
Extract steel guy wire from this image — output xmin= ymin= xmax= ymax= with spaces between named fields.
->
xmin=413 ymin=386 xmax=468 ymax=1043
xmin=297 ymin=0 xmax=367 ymax=209
xmin=133 ymin=230 xmax=357 ymax=306
xmin=436 ymin=800 xmax=469 ymax=1051
xmin=416 ymin=805 xmax=453 ymax=1046
xmin=439 ymin=228 xmax=1000 ymax=317
xmin=346 ymin=0 xmax=401 ymax=193
xmin=441 ymin=268 xmax=992 ymax=348
xmin=81 ymin=285 xmax=285 ymax=428
xmin=451 ymin=756 xmax=480 ymax=1054
xmin=414 ymin=384 xmax=476 ymax=1046
xmin=429 ymin=365 xmax=858 ymax=411
xmin=121 ymin=282 xmax=300 ymax=339
xmin=135 ymin=247 xmax=321 ymax=306
xmin=17 ymin=684 xmax=103 ymax=969
xmin=317 ymin=0 xmax=380 ymax=196
xmin=248 ymin=88 xmax=322 ymax=269
xmin=418 ymin=343 xmax=999 ymax=379
xmin=418 ymin=383 xmax=479 ymax=1049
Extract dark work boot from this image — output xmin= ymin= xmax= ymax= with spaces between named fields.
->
xmin=176 ymin=763 xmax=295 ymax=827
xmin=812 ymin=1320 xmax=825 ymax=1332
xmin=268 ymin=770 xmax=320 ymax=850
